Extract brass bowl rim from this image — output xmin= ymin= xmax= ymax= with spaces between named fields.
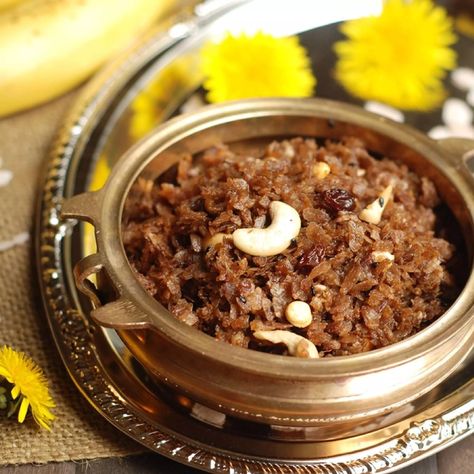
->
xmin=96 ymin=97 xmax=474 ymax=378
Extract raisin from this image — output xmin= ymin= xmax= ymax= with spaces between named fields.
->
xmin=190 ymin=196 xmax=205 ymax=211
xmin=321 ymin=188 xmax=356 ymax=213
xmin=182 ymin=279 xmax=200 ymax=304
xmin=297 ymin=245 xmax=325 ymax=274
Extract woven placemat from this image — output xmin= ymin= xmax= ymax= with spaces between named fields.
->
xmin=0 ymin=94 xmax=142 ymax=465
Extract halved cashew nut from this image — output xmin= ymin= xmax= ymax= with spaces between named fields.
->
xmin=312 ymin=162 xmax=331 ymax=179
xmin=285 ymin=301 xmax=313 ymax=328
xmin=203 ymin=233 xmax=228 ymax=248
xmin=232 ymin=201 xmax=301 ymax=257
xmin=254 ymin=330 xmax=319 ymax=359
xmin=359 ymin=184 xmax=393 ymax=225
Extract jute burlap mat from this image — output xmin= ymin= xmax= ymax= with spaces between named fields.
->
xmin=0 ymin=93 xmax=142 ymax=465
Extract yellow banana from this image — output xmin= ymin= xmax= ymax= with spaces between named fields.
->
xmin=0 ymin=0 xmax=177 ymax=117
xmin=0 ymin=0 xmax=25 ymax=13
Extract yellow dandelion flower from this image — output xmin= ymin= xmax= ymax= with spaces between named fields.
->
xmin=201 ymin=32 xmax=316 ymax=103
xmin=0 ymin=346 xmax=55 ymax=430
xmin=334 ymin=0 xmax=457 ymax=110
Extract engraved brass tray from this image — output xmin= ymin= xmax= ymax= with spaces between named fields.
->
xmin=36 ymin=1 xmax=474 ymax=472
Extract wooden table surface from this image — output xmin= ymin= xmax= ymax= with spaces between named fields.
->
xmin=1 ymin=435 xmax=472 ymax=473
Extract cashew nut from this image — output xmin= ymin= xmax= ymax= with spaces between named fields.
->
xmin=285 ymin=301 xmax=313 ymax=328
xmin=310 ymin=284 xmax=329 ymax=312
xmin=203 ymin=232 xmax=228 ymax=248
xmin=359 ymin=184 xmax=393 ymax=225
xmin=254 ymin=330 xmax=319 ymax=359
xmin=371 ymin=250 xmax=395 ymax=263
xmin=232 ymin=201 xmax=301 ymax=257
xmin=312 ymin=162 xmax=331 ymax=179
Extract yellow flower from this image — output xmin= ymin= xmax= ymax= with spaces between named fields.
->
xmin=89 ymin=154 xmax=110 ymax=192
xmin=455 ymin=14 xmax=474 ymax=38
xmin=0 ymin=346 xmax=55 ymax=430
xmin=201 ymin=32 xmax=316 ymax=103
xmin=130 ymin=58 xmax=199 ymax=139
xmin=334 ymin=0 xmax=457 ymax=110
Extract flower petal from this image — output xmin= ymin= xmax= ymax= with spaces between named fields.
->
xmin=11 ymin=384 xmax=20 ymax=400
xmin=18 ymin=397 xmax=30 ymax=423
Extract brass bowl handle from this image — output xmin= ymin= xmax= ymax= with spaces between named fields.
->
xmin=91 ymin=299 xmax=152 ymax=329
xmin=61 ymin=190 xmax=105 ymax=309
xmin=73 ymin=252 xmax=153 ymax=329
xmin=62 ymin=191 xmax=153 ymax=330
xmin=61 ymin=190 xmax=102 ymax=224
xmin=462 ymin=146 xmax=474 ymax=176
xmin=437 ymin=137 xmax=474 ymax=178
xmin=73 ymin=253 xmax=104 ymax=309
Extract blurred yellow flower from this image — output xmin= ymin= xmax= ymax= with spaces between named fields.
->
xmin=130 ymin=58 xmax=198 ymax=139
xmin=201 ymin=32 xmax=316 ymax=103
xmin=89 ymin=154 xmax=110 ymax=192
xmin=455 ymin=14 xmax=474 ymax=38
xmin=0 ymin=346 xmax=55 ymax=430
xmin=334 ymin=0 xmax=457 ymax=110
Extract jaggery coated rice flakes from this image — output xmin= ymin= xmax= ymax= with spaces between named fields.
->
xmin=122 ymin=137 xmax=457 ymax=357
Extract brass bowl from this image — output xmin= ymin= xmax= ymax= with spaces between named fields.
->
xmin=62 ymin=98 xmax=474 ymax=428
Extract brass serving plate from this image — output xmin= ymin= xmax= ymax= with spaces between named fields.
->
xmin=36 ymin=1 xmax=474 ymax=472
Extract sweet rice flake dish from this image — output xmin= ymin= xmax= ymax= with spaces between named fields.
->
xmin=122 ymin=137 xmax=460 ymax=358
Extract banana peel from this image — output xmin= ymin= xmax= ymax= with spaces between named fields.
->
xmin=0 ymin=0 xmax=178 ymax=117
xmin=0 ymin=0 xmax=25 ymax=14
